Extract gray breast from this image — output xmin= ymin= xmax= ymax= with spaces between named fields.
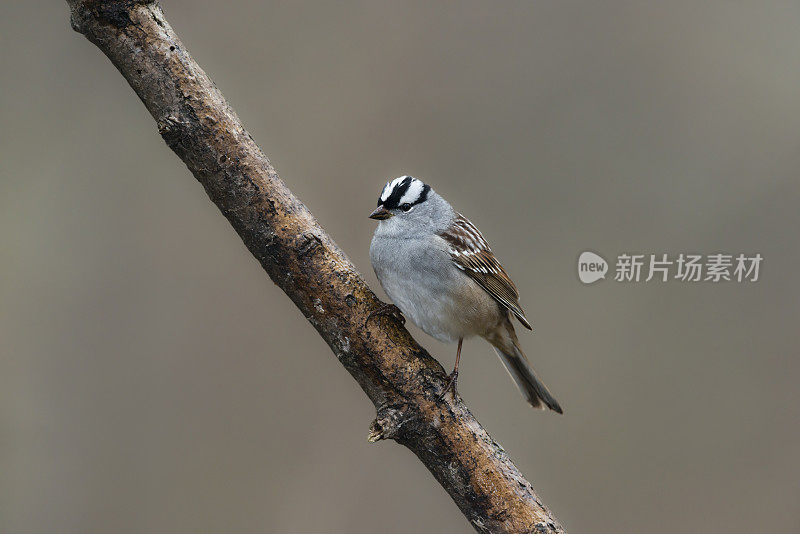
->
xmin=370 ymin=233 xmax=500 ymax=343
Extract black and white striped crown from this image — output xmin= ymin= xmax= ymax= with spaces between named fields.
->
xmin=378 ymin=176 xmax=431 ymax=210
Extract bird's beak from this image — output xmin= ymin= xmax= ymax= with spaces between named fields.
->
xmin=369 ymin=206 xmax=393 ymax=220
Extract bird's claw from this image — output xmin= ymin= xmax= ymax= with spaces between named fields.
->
xmin=439 ymin=370 xmax=459 ymax=400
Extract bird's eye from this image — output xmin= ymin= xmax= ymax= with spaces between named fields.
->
xmin=400 ymin=203 xmax=413 ymax=212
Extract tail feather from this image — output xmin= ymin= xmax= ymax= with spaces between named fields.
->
xmin=494 ymin=346 xmax=563 ymax=413
xmin=488 ymin=319 xmax=563 ymax=414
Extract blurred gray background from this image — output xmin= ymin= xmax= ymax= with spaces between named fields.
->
xmin=1 ymin=2 xmax=799 ymax=533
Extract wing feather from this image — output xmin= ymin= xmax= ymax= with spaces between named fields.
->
xmin=439 ymin=213 xmax=532 ymax=329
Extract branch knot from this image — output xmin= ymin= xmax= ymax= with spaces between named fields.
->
xmin=367 ymin=405 xmax=410 ymax=443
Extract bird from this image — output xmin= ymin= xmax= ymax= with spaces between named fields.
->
xmin=368 ymin=175 xmax=562 ymax=413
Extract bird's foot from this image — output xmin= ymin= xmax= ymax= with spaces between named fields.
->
xmin=439 ymin=370 xmax=459 ymax=400
xmin=365 ymin=303 xmax=405 ymax=326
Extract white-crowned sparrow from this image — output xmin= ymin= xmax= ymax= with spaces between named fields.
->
xmin=369 ymin=176 xmax=562 ymax=413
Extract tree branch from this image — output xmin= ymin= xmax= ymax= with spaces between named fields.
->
xmin=65 ymin=2 xmax=565 ymax=532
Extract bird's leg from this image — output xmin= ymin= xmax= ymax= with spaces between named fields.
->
xmin=440 ymin=338 xmax=463 ymax=399
xmin=365 ymin=302 xmax=405 ymax=326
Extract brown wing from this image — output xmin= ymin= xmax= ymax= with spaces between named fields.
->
xmin=439 ymin=213 xmax=532 ymax=330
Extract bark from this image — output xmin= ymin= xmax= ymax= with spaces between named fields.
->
xmin=65 ymin=2 xmax=566 ymax=532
